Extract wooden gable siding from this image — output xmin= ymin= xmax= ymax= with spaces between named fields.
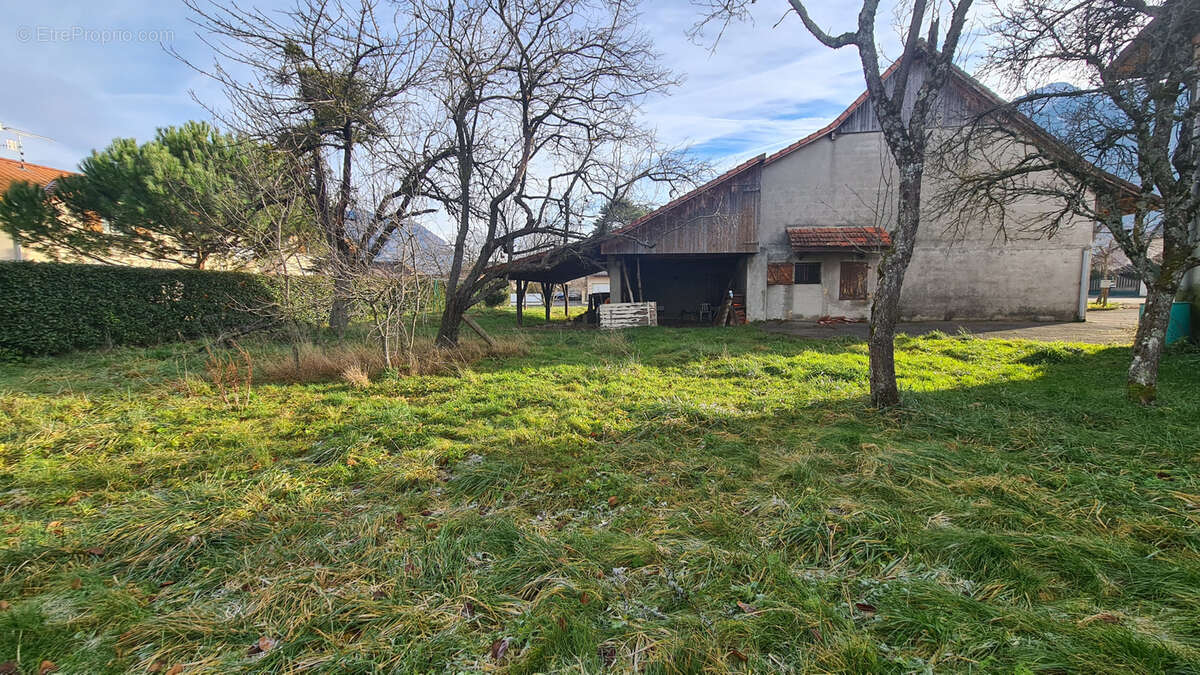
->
xmin=601 ymin=164 xmax=761 ymax=255
xmin=835 ymin=64 xmax=979 ymax=134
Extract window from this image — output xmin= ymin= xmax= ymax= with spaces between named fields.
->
xmin=766 ymin=263 xmax=793 ymax=285
xmin=839 ymin=261 xmax=869 ymax=300
xmin=793 ymin=262 xmax=821 ymax=284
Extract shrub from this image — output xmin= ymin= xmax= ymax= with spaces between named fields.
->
xmin=0 ymin=261 xmax=332 ymax=357
xmin=482 ymin=282 xmax=509 ymax=308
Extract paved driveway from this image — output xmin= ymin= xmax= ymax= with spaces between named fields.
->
xmin=762 ymin=304 xmax=1141 ymax=345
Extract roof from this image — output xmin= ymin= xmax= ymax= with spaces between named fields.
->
xmin=787 ymin=226 xmax=891 ymax=252
xmin=0 ymin=157 xmax=76 ymax=193
xmin=763 ymin=59 xmax=1144 ymax=206
xmin=1109 ymin=1 xmax=1200 ymax=75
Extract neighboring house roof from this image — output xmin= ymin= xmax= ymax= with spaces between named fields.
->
xmin=787 ymin=226 xmax=892 ymax=252
xmin=0 ymin=157 xmax=77 ymax=193
xmin=1109 ymin=0 xmax=1200 ymax=75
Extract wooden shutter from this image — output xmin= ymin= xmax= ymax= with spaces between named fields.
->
xmin=767 ymin=263 xmax=793 ymax=285
xmin=839 ymin=262 xmax=868 ymax=300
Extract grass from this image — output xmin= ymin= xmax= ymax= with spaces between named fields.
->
xmin=1088 ymin=300 xmax=1130 ymax=311
xmin=2 ymin=310 xmax=1199 ymax=673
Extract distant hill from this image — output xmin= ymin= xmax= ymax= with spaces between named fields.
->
xmin=346 ymin=211 xmax=456 ymax=277
xmin=1018 ymin=82 xmax=1134 ymax=181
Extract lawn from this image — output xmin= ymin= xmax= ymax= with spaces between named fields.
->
xmin=2 ymin=313 xmax=1199 ymax=673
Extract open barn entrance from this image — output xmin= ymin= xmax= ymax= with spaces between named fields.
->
xmin=618 ymin=254 xmax=748 ymax=325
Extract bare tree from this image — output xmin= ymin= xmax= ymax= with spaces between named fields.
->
xmin=696 ymin=0 xmax=975 ymax=408
xmin=177 ymin=0 xmax=451 ymax=334
xmin=933 ymin=0 xmax=1198 ymax=403
xmin=413 ymin=0 xmax=687 ymax=346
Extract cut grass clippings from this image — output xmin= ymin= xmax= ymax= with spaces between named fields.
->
xmin=1 ymin=311 xmax=1199 ymax=672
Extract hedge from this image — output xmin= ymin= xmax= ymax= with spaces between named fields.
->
xmin=0 ymin=261 xmax=332 ymax=357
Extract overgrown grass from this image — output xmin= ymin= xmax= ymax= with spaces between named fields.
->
xmin=2 ymin=311 xmax=1199 ymax=672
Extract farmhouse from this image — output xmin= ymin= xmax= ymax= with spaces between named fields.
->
xmin=501 ymin=59 xmax=1141 ymax=325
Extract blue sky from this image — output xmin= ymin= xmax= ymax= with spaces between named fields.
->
xmin=0 ymin=1 xmax=927 ymax=173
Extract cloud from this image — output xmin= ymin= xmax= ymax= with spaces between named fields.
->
xmin=3 ymin=0 xmax=913 ymax=188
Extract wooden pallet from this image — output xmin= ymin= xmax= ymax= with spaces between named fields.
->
xmin=599 ymin=302 xmax=658 ymax=329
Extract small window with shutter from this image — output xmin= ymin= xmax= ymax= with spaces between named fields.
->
xmin=766 ymin=263 xmax=793 ymax=285
xmin=839 ymin=261 xmax=869 ymax=300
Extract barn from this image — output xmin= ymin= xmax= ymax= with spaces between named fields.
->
xmin=500 ymin=60 xmax=1140 ymax=326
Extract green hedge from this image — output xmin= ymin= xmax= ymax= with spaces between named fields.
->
xmin=0 ymin=261 xmax=332 ymax=357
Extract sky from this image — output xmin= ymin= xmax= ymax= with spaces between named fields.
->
xmin=0 ymin=0 xmax=1000 ymax=240
xmin=0 ymin=1 xmax=926 ymax=167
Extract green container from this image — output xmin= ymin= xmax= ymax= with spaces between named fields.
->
xmin=1139 ymin=301 xmax=1192 ymax=345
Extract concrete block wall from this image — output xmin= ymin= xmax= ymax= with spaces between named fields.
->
xmin=747 ymin=131 xmax=1093 ymax=322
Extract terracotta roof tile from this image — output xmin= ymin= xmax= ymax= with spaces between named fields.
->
xmin=0 ymin=157 xmax=76 ymax=193
xmin=787 ymin=226 xmax=891 ymax=252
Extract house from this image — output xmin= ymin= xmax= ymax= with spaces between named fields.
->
xmin=499 ymin=59 xmax=1141 ymax=325
xmin=0 ymin=157 xmax=77 ymax=261
xmin=1107 ymin=0 xmax=1200 ymax=334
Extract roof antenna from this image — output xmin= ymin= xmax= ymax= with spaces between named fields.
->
xmin=0 ymin=123 xmax=55 ymax=169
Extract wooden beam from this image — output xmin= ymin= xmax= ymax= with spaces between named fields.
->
xmin=462 ymin=314 xmax=497 ymax=348
xmin=516 ymin=280 xmax=525 ymax=327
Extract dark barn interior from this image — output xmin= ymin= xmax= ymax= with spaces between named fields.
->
xmin=624 ymin=254 xmax=747 ymax=325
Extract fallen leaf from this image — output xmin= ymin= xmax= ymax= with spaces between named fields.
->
xmin=729 ymin=648 xmax=748 ymax=662
xmin=372 ymin=590 xmax=387 ymax=599
xmin=580 ymin=592 xmax=590 ymax=605
xmin=0 ymin=601 xmax=9 ymax=611
xmin=159 ymin=581 xmax=176 ymax=588
xmin=85 ymin=547 xmax=105 ymax=556
xmin=1156 ymin=472 xmax=1173 ymax=481
xmin=736 ymin=601 xmax=758 ymax=614
xmin=489 ymin=637 xmax=512 ymax=661
xmin=461 ymin=600 xmax=475 ymax=618
xmin=405 ymin=562 xmax=419 ymax=575
xmin=70 ymin=578 xmax=82 ymax=590
xmin=597 ymin=645 xmax=617 ymax=666
xmin=426 ymin=522 xmax=439 ymax=530
xmin=809 ymin=627 xmax=823 ymax=643
xmin=147 ymin=661 xmax=165 ymax=673
xmin=247 ymin=636 xmax=277 ymax=655
xmin=166 ymin=666 xmax=183 ymax=675
xmin=394 ymin=513 xmax=406 ymax=525
xmin=854 ymin=602 xmax=877 ymax=614
xmin=420 ymin=509 xmax=433 ymax=517
xmin=1079 ymin=612 xmax=1121 ymax=626
xmin=39 ymin=661 xmax=58 ymax=675
xmin=47 ymin=521 xmax=62 ymax=530
xmin=66 ymin=495 xmax=82 ymax=505
xmin=607 ymin=496 xmax=618 ymax=507
xmin=557 ymin=616 xmax=567 ymax=630
xmin=0 ymin=663 xmax=16 ymax=675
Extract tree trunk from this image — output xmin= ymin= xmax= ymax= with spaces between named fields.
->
xmin=542 ymin=282 xmax=553 ymax=321
xmin=1127 ymin=284 xmax=1176 ymax=404
xmin=436 ymin=290 xmax=465 ymax=347
xmin=329 ymin=271 xmax=353 ymax=335
xmin=868 ymin=170 xmax=923 ymax=409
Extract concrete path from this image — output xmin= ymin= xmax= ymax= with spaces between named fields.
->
xmin=762 ymin=304 xmax=1141 ymax=345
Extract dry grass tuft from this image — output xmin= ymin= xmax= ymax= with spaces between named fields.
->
xmin=340 ymin=363 xmax=371 ymax=388
xmin=259 ymin=342 xmax=384 ymax=384
xmin=257 ymin=337 xmax=529 ymax=383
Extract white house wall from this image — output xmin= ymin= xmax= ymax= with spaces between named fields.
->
xmin=749 ymin=131 xmax=1093 ymax=322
